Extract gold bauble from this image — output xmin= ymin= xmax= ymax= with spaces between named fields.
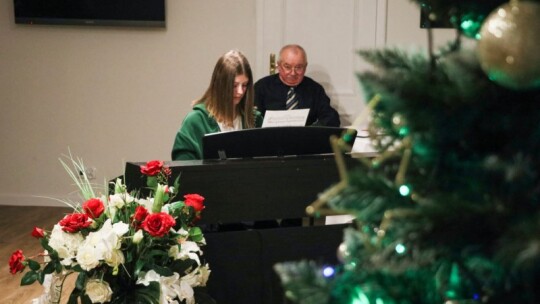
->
xmin=477 ymin=0 xmax=540 ymax=90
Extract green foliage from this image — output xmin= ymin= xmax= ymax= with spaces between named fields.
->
xmin=27 ymin=259 xmax=40 ymax=271
xmin=275 ymin=5 xmax=540 ymax=302
xmin=339 ymin=48 xmax=539 ymax=303
xmin=274 ymin=260 xmax=333 ymax=304
xmin=21 ymin=269 xmax=39 ymax=286
xmin=189 ymin=226 xmax=204 ymax=242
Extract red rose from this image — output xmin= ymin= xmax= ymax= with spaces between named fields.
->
xmin=132 ymin=206 xmax=149 ymax=227
xmin=184 ymin=194 xmax=205 ymax=212
xmin=140 ymin=160 xmax=164 ymax=176
xmin=163 ymin=166 xmax=172 ymax=177
xmin=141 ymin=212 xmax=176 ymax=237
xmin=82 ymin=198 xmax=105 ymax=219
xmin=31 ymin=227 xmax=45 ymax=238
xmin=9 ymin=250 xmax=25 ymax=274
xmin=59 ymin=213 xmax=92 ymax=233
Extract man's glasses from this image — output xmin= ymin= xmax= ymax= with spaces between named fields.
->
xmin=280 ymin=63 xmax=306 ymax=73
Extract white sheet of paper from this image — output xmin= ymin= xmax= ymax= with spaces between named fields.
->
xmin=325 ymin=215 xmax=355 ymax=225
xmin=262 ymin=109 xmax=309 ymax=128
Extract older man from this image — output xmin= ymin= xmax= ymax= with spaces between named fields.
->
xmin=254 ymin=44 xmax=340 ymax=127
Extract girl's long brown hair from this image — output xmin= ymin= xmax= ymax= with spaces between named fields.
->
xmin=195 ymin=50 xmax=255 ymax=128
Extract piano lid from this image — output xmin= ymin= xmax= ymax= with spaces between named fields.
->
xmin=202 ymin=126 xmax=357 ymax=160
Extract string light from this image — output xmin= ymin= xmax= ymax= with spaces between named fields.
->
xmin=322 ymin=266 xmax=335 ymax=278
xmin=399 ymin=184 xmax=411 ymax=196
xmin=395 ymin=243 xmax=406 ymax=254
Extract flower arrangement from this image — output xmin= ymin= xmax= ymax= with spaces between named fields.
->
xmin=8 ymin=157 xmax=213 ymax=304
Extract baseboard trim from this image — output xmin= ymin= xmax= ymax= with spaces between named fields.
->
xmin=0 ymin=193 xmax=78 ymax=207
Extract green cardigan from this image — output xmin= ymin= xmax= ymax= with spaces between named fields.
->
xmin=171 ymin=103 xmax=263 ymax=160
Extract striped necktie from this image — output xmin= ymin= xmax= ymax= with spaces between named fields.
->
xmin=286 ymin=87 xmax=298 ymax=110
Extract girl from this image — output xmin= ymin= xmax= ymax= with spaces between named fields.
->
xmin=172 ymin=50 xmax=263 ymax=160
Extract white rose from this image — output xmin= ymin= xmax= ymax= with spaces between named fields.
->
xmin=133 ymin=229 xmax=144 ymax=244
xmin=76 ymin=244 xmax=101 ymax=271
xmin=85 ymin=279 xmax=113 ymax=303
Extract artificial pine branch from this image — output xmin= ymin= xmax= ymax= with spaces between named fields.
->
xmin=275 ymin=2 xmax=540 ymax=303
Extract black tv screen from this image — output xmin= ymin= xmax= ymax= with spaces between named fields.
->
xmin=13 ymin=0 xmax=166 ymax=27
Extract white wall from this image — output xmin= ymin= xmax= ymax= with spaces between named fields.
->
xmin=386 ymin=0 xmax=456 ymax=49
xmin=0 ymin=0 xmax=457 ymax=206
xmin=0 ymin=0 xmax=257 ymax=205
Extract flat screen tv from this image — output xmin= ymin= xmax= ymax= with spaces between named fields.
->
xmin=13 ymin=0 xmax=166 ymax=27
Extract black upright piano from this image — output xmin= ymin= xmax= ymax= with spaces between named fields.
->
xmin=124 ymin=127 xmax=360 ymax=304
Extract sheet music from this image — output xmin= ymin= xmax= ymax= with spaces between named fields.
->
xmin=262 ymin=109 xmax=309 ymax=128
xmin=325 ymin=215 xmax=355 ymax=225
xmin=350 ymin=128 xmax=377 ymax=153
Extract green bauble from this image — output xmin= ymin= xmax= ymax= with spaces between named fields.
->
xmin=477 ymin=1 xmax=540 ymax=90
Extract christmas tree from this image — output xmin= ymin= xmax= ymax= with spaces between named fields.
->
xmin=275 ymin=1 xmax=540 ymax=303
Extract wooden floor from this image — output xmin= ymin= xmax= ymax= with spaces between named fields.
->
xmin=0 ymin=205 xmax=75 ymax=304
